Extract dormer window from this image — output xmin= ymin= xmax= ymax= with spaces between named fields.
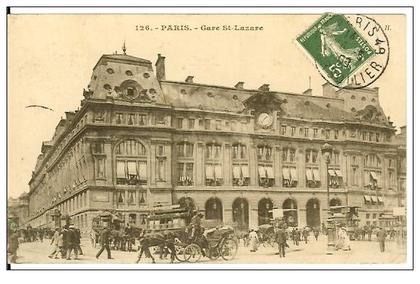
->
xmin=125 ymin=70 xmax=133 ymax=76
xmin=106 ymin=68 xmax=114 ymax=74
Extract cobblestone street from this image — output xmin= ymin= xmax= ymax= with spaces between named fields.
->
xmin=11 ymin=236 xmax=406 ymax=265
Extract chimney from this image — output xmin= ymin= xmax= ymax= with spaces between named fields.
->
xmin=400 ymin=126 xmax=406 ymax=136
xmin=258 ymin=84 xmax=270 ymax=92
xmin=185 ymin=76 xmax=194 ymax=83
xmin=155 ymin=54 xmax=166 ymax=81
xmin=303 ymin=88 xmax=312 ymax=96
xmin=322 ymin=82 xmax=336 ymax=98
xmin=235 ymin=82 xmax=244 ymax=89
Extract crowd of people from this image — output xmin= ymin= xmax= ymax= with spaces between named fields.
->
xmin=8 ymin=217 xmax=404 ymax=264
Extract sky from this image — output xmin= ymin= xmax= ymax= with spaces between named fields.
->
xmin=7 ymin=14 xmax=407 ymax=198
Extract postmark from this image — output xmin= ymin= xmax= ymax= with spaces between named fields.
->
xmin=296 ymin=13 xmax=389 ymax=89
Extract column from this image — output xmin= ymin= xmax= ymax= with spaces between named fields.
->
xmin=249 ymin=144 xmax=257 ymax=186
xmin=196 ymin=142 xmax=204 ymax=186
xmin=223 ymin=143 xmax=232 ymax=185
xmin=274 ymin=146 xmax=282 ymax=187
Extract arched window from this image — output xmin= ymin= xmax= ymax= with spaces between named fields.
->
xmin=282 ymin=198 xmax=298 ymax=227
xmin=205 ymin=197 xmax=223 ymax=221
xmin=115 ymin=139 xmax=147 ymax=185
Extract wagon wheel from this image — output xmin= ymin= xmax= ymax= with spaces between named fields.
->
xmin=208 ymin=244 xmax=220 ymax=260
xmin=220 ymin=238 xmax=238 ymax=261
xmin=174 ymin=243 xmax=185 ymax=262
xmin=183 ymin=243 xmax=202 ymax=263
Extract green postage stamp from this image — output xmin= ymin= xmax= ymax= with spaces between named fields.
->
xmin=296 ymin=13 xmax=388 ymax=88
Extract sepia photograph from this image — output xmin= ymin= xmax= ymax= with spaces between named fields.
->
xmin=5 ymin=7 xmax=413 ymax=270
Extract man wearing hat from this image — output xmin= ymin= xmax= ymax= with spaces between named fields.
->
xmin=189 ymin=211 xmax=204 ymax=240
xmin=377 ymin=227 xmax=387 ymax=252
xmin=66 ymin=225 xmax=78 ymax=260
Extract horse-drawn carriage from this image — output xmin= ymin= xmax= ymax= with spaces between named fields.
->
xmin=328 ymin=206 xmax=360 ymax=240
xmin=137 ymin=205 xmax=238 ymax=263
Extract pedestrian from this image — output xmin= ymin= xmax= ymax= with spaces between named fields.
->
xmin=249 ymin=229 xmax=259 ymax=252
xmin=75 ymin=227 xmax=83 ymax=256
xmin=57 ymin=229 xmax=65 ymax=258
xmin=302 ymin=228 xmax=309 ymax=244
xmin=313 ymin=227 xmax=320 ymax=241
xmin=66 ymin=225 xmax=79 ymax=260
xmin=8 ymin=228 xmax=20 ymax=263
xmin=96 ymin=226 xmax=112 ymax=259
xmin=293 ymin=228 xmax=300 ymax=246
xmin=90 ymin=229 xmax=97 ymax=248
xmin=48 ymin=228 xmax=61 ymax=259
xmin=377 ymin=227 xmax=387 ymax=252
xmin=275 ymin=226 xmax=287 ymax=258
xmin=367 ymin=225 xmax=373 ymax=241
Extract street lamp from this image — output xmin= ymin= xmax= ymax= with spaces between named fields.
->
xmin=321 ymin=142 xmax=335 ymax=255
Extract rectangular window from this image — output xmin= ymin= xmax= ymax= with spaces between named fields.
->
xmin=299 ymin=128 xmax=303 ymax=136
xmin=304 ymin=128 xmax=309 ymax=137
xmin=352 ymin=167 xmax=358 ymax=185
xmin=157 ymin=159 xmax=165 ymax=181
xmin=313 ymin=128 xmax=318 ymax=138
xmin=334 ymin=130 xmax=339 ymax=139
xmin=128 ymin=114 xmax=135 ymax=125
xmin=291 ymin=126 xmax=296 ymax=136
xmin=204 ymin=119 xmax=211 ymax=130
xmin=188 ymin=118 xmax=195 ymax=129
xmin=325 ymin=129 xmax=330 ymax=139
xmin=177 ymin=162 xmax=194 ymax=186
xmin=176 ymin=118 xmax=183 ymax=129
xmin=92 ymin=142 xmax=104 ymax=154
xmin=281 ymin=125 xmax=287 ymax=135
xmin=289 ymin=149 xmax=296 ymax=162
xmin=198 ymin=118 xmax=204 ymax=128
xmin=157 ymin=145 xmax=165 ymax=156
xmin=96 ymin=158 xmax=105 ymax=179
xmin=215 ymin=120 xmax=222 ymax=130
xmin=116 ymin=113 xmax=123 ymax=124
xmin=139 ymin=114 xmax=147 ymax=125
xmin=225 ymin=121 xmax=230 ymax=129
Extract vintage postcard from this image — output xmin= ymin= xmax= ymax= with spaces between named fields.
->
xmin=6 ymin=7 xmax=413 ymax=270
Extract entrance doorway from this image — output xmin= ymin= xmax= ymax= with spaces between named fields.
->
xmin=306 ymin=198 xmax=321 ymax=228
xmin=232 ymin=198 xmax=249 ymax=231
xmin=258 ymin=198 xmax=273 ymax=225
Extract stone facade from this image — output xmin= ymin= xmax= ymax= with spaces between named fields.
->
xmin=25 ymin=51 xmax=406 ymax=232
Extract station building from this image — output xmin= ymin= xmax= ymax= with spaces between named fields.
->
xmin=25 ymin=49 xmax=406 ymax=232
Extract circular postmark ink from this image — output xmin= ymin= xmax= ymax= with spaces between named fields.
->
xmin=315 ymin=14 xmax=390 ymax=89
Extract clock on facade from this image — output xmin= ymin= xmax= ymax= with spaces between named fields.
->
xmin=257 ymin=112 xmax=273 ymax=128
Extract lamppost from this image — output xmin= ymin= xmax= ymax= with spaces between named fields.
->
xmin=321 ymin=142 xmax=335 ymax=255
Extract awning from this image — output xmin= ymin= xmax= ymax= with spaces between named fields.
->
xmin=306 ymin=169 xmax=313 ymax=181
xmin=116 ymin=161 xmax=126 ymax=178
xmin=214 ymin=164 xmax=222 ymax=179
xmin=241 ymin=165 xmax=250 ymax=178
xmin=206 ymin=165 xmax=214 ymax=179
xmin=370 ymin=171 xmax=378 ymax=180
xmin=313 ymin=169 xmax=321 ymax=181
xmin=328 ymin=170 xmax=336 ymax=176
xmin=266 ymin=166 xmax=274 ymax=179
xmin=377 ymin=196 xmax=384 ymax=203
xmin=290 ymin=168 xmax=298 ymax=181
xmin=335 ymin=170 xmax=343 ymax=177
xmin=233 ymin=165 xmax=241 ymax=179
xmin=282 ymin=168 xmax=290 ymax=180
xmin=258 ymin=166 xmax=267 ymax=178
xmin=138 ymin=162 xmax=147 ymax=179
xmin=371 ymin=196 xmax=378 ymax=204
xmin=364 ymin=195 xmax=371 ymax=203
xmin=127 ymin=161 xmax=137 ymax=175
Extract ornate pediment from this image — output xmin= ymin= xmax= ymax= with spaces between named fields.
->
xmin=355 ymin=105 xmax=384 ymax=123
xmin=243 ymin=91 xmax=287 ymax=112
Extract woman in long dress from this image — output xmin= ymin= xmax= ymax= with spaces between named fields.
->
xmin=249 ymin=229 xmax=259 ymax=252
